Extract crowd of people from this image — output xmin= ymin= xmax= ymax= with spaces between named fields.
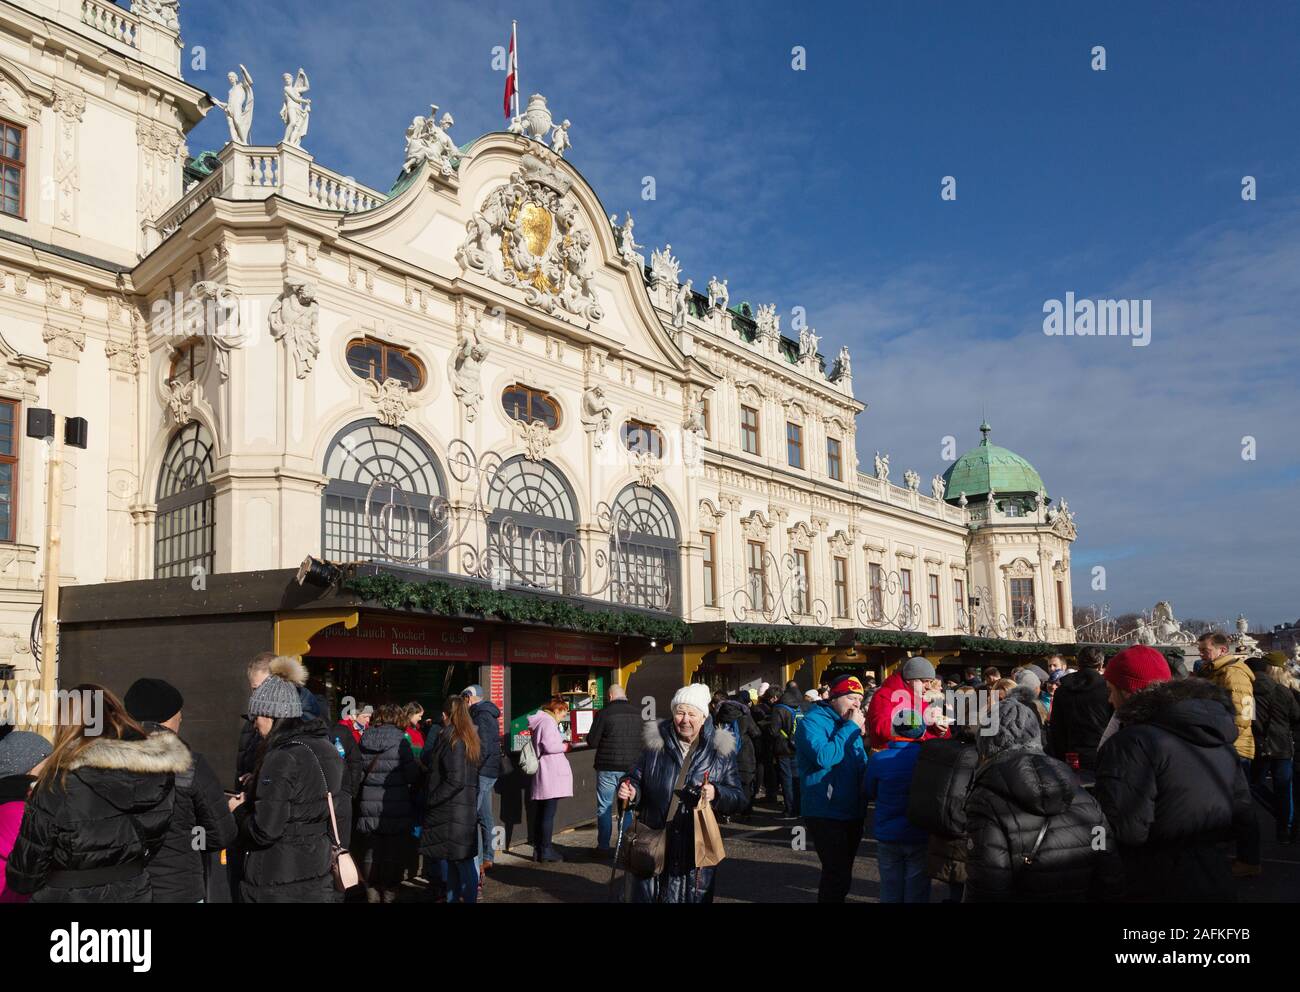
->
xmin=0 ymin=629 xmax=1295 ymax=904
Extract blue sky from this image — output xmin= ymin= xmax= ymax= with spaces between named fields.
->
xmin=176 ymin=0 xmax=1300 ymax=628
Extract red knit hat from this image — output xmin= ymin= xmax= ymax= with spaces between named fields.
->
xmin=1104 ymin=645 xmax=1172 ymax=693
xmin=829 ymin=675 xmax=865 ymax=699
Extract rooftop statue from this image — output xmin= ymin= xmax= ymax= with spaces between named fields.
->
xmin=874 ymin=451 xmax=890 ymax=482
xmin=673 ymin=279 xmax=693 ymax=329
xmin=550 ymin=119 xmax=572 ymax=158
xmin=798 ymin=326 xmax=820 ymax=363
xmin=755 ymin=303 xmax=779 ymax=342
xmin=212 ymin=65 xmax=254 ymax=145
xmin=611 ymin=212 xmax=641 ymax=263
xmin=931 ymin=474 xmax=946 ymax=500
xmin=133 ymin=0 xmax=179 ymax=31
xmin=280 ymin=69 xmax=311 ymax=147
xmin=650 ymin=244 xmax=680 ymax=289
xmin=403 ymin=105 xmax=461 ymax=176
xmin=707 ymin=275 xmax=729 ymax=313
xmin=831 ymin=345 xmax=851 ymax=381
xmin=904 ymin=469 xmax=920 ymax=491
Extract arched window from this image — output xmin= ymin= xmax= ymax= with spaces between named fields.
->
xmin=322 ymin=419 xmax=446 ymax=567
xmin=487 ymin=456 xmax=578 ymax=593
xmin=169 ymin=336 xmax=207 ymax=385
xmin=609 ymin=484 xmax=680 ymax=612
xmin=345 ymin=338 xmax=426 ymax=391
xmin=155 ymin=423 xmax=216 ymax=579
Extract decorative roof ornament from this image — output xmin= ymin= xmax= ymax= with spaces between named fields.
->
xmin=279 ymin=69 xmax=311 ymax=147
xmin=649 ymin=244 xmax=680 ymax=290
xmin=403 ymin=105 xmax=464 ymax=177
xmin=550 ymin=119 xmax=572 ymax=158
xmin=706 ymin=276 xmax=729 ymax=314
xmin=831 ymin=345 xmax=852 ymax=382
xmin=213 ymin=65 xmax=254 ymax=144
xmin=132 ymin=0 xmax=179 ymax=31
xmin=958 ymin=491 xmax=968 ymax=508
xmin=611 ymin=212 xmax=641 ymax=264
xmin=904 ymin=469 xmax=920 ymax=492
xmin=873 ymin=451 xmax=890 ymax=482
xmin=672 ymin=279 xmax=692 ymax=329
xmin=755 ymin=303 xmax=779 ymax=343
xmin=931 ymin=474 xmax=946 ymax=501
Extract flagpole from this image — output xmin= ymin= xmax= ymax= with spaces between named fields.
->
xmin=512 ymin=20 xmax=520 ymax=119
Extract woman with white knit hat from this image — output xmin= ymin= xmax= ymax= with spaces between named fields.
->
xmin=616 ymin=682 xmax=744 ymax=903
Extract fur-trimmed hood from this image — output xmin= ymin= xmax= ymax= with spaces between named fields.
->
xmin=643 ymin=717 xmax=736 ymax=758
xmin=69 ymin=730 xmax=192 ymax=775
xmin=1117 ymin=678 xmax=1236 ymax=749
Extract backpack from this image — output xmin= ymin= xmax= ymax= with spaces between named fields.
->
xmin=518 ymin=736 xmax=540 ymax=776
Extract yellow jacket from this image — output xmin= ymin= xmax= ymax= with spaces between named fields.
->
xmin=1202 ymin=654 xmax=1255 ymax=759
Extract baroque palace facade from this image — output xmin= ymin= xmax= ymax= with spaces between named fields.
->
xmin=0 ymin=0 xmax=1079 ymax=780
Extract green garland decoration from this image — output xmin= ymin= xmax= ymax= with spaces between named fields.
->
xmin=851 ymin=629 xmax=935 ymax=650
xmin=728 ymin=624 xmax=838 ymax=646
xmin=344 ymin=575 xmax=689 ymax=642
xmin=953 ymin=636 xmax=1061 ymax=657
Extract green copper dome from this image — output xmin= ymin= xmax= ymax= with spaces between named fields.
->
xmin=942 ymin=421 xmax=1047 ymax=503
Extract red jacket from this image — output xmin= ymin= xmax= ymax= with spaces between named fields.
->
xmin=866 ymin=672 xmax=948 ymax=750
xmin=338 ymin=718 xmax=363 ymax=745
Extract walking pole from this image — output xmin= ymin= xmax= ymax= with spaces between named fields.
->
xmin=693 ymin=770 xmax=710 ymax=903
xmin=608 ymin=796 xmax=627 ymax=902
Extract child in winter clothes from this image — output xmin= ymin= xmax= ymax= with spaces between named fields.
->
xmin=864 ymin=709 xmax=930 ymax=903
xmin=0 ymin=730 xmax=54 ymax=903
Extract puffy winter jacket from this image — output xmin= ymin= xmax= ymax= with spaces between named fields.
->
xmin=964 ymin=748 xmax=1122 ymax=902
xmin=1047 ymin=669 xmax=1112 ymax=771
xmin=419 ymin=728 xmax=479 ymax=862
xmin=588 ymin=697 xmax=645 ymax=773
xmin=867 ymin=672 xmax=947 ymax=750
xmin=1094 ymin=679 xmax=1253 ymax=902
xmin=0 ymin=774 xmax=34 ymax=903
xmin=767 ymin=688 xmax=802 ymax=758
xmin=353 ymin=723 xmax=419 ymax=836
xmin=1247 ymin=666 xmax=1300 ymax=759
xmin=864 ymin=741 xmax=926 ymax=844
xmin=235 ymin=719 xmax=345 ymax=903
xmin=906 ymin=735 xmax=979 ymax=884
xmin=714 ymin=699 xmax=761 ymax=778
xmin=139 ymin=723 xmax=235 ymax=903
xmin=624 ymin=718 xmax=745 ymax=903
xmin=1199 ymin=654 xmax=1255 ymax=759
xmin=6 ymin=732 xmax=190 ymax=903
xmin=795 ymin=700 xmax=867 ymax=820
xmin=469 ymin=700 xmax=503 ymax=778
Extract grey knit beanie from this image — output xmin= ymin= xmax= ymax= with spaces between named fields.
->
xmin=248 ymin=656 xmax=307 ymax=719
xmin=0 ymin=729 xmax=53 ymax=778
xmin=900 ymin=657 xmax=936 ymax=681
xmin=977 ymin=695 xmax=1043 ymax=760
xmin=1013 ymin=668 xmax=1042 ymax=695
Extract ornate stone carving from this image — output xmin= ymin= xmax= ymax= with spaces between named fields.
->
xmin=365 ymin=377 xmax=413 ymax=427
xmin=42 ymin=325 xmax=85 ymax=361
xmin=797 ymin=326 xmax=820 ymax=365
xmin=1047 ymin=499 xmax=1077 ymax=540
xmin=51 ymin=83 xmax=86 ymax=123
xmin=166 ymin=379 xmax=197 ymax=426
xmin=269 ymin=279 xmax=320 ymax=379
xmin=549 ymin=118 xmax=572 ymax=158
xmin=188 ymin=281 xmax=244 ymax=380
xmin=456 ymin=160 xmax=603 ymax=323
xmin=449 ymin=325 xmax=488 ymax=421
xmin=931 ymin=474 xmax=946 ymax=500
xmin=105 ymin=337 xmax=146 ymax=374
xmin=632 ymin=449 xmax=662 ymax=488
xmin=213 ymin=65 xmax=255 ymax=144
xmin=828 ymin=529 xmax=852 ymax=556
xmin=403 ymin=105 xmax=463 ymax=177
xmin=683 ymin=390 xmax=706 ymax=435
xmin=741 ymin=510 xmax=771 ymax=543
xmin=904 ymin=469 xmax=920 ymax=492
xmin=132 ymin=0 xmax=180 ymax=30
xmin=518 ymin=93 xmax=555 ymax=143
xmin=649 ymin=245 xmax=680 ymax=290
xmin=755 ymin=303 xmax=780 ymax=344
xmin=580 ymin=384 xmax=612 ymax=446
xmin=873 ymin=451 xmax=890 ymax=482
xmin=831 ymin=345 xmax=852 ymax=382
xmin=787 ymin=520 xmax=814 ymax=552
xmin=517 ymin=419 xmax=552 ymax=462
xmin=958 ymin=491 xmax=968 ymax=508
xmin=280 ymin=69 xmax=311 ymax=147
xmin=610 ymin=212 xmax=640 ymax=263
xmin=707 ymin=275 xmax=729 ymax=313
xmin=672 ymin=279 xmax=692 ymax=329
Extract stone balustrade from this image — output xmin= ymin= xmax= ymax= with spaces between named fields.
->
xmin=80 ymin=0 xmax=137 ymax=47
xmin=856 ymin=472 xmax=968 ymax=525
xmin=144 ymin=142 xmax=387 ymax=253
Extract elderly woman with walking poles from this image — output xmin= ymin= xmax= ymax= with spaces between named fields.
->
xmin=616 ymin=683 xmax=744 ymax=903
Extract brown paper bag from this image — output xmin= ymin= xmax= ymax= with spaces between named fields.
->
xmin=694 ymin=803 xmax=726 ymax=868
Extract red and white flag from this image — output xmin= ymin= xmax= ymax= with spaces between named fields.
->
xmin=503 ymin=23 xmax=518 ymax=121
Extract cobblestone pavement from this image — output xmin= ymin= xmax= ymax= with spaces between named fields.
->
xmin=395 ymin=798 xmax=1300 ymax=904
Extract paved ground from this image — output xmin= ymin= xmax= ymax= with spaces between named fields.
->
xmin=396 ymin=797 xmax=1300 ymax=903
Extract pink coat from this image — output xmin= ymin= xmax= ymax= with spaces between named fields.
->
xmin=528 ymin=712 xmax=573 ymax=801
xmin=0 ymin=799 xmax=29 ymax=903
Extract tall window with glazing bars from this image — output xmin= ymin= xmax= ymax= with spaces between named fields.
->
xmin=608 ymin=484 xmax=680 ymax=613
xmin=155 ymin=423 xmax=216 ymax=579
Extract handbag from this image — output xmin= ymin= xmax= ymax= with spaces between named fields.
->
xmin=693 ymin=790 xmax=726 ymax=868
xmin=626 ymin=739 xmax=697 ymax=879
xmin=289 ymin=742 xmax=361 ymax=891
